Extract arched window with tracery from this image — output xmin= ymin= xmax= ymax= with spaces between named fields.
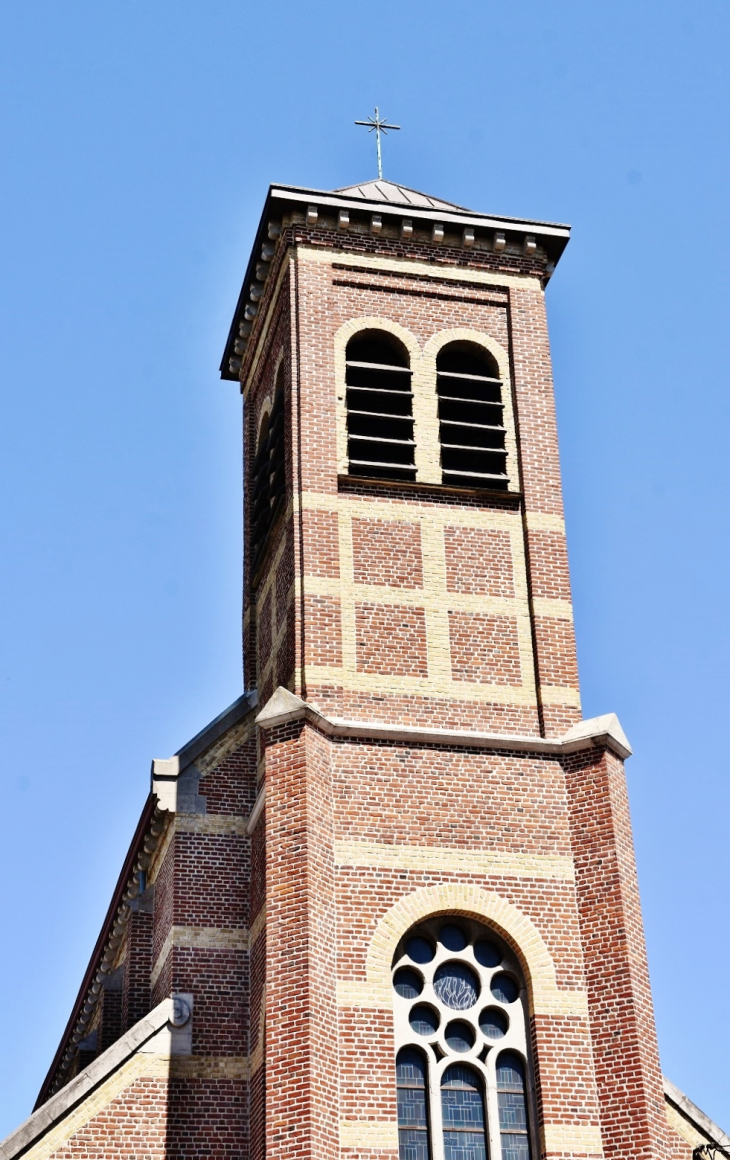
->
xmin=436 ymin=343 xmax=508 ymax=491
xmin=345 ymin=331 xmax=415 ymax=481
xmin=392 ymin=918 xmax=534 ymax=1160
xmin=250 ymin=366 xmax=286 ymax=569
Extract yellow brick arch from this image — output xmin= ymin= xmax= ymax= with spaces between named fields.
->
xmin=254 ymin=349 xmax=287 ymax=451
xmin=422 ymin=326 xmax=510 ymax=382
xmin=363 ymin=883 xmax=587 ymax=1018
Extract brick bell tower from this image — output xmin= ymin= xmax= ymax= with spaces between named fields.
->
xmin=221 ymin=180 xmax=672 ymax=1160
xmin=6 ymin=178 xmax=725 ymax=1160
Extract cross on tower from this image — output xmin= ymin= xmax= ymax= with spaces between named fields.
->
xmin=355 ymin=107 xmax=401 ymax=180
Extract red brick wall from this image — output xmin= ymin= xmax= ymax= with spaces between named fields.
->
xmin=263 ymin=719 xmax=339 ymax=1160
xmin=244 ymin=236 xmax=581 ymax=737
xmin=122 ymin=907 xmax=152 ymax=1031
xmin=355 ymin=603 xmax=428 ymax=677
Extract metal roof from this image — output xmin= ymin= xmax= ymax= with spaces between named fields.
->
xmin=333 ymin=180 xmax=468 ymax=211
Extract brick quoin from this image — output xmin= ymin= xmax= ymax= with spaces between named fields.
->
xmin=3 ymin=179 xmax=717 ymax=1160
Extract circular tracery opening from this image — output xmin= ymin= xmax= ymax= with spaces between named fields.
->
xmin=433 ymin=962 xmax=480 ymax=1010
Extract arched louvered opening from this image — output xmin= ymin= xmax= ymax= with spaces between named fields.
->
xmin=396 ymin=1047 xmax=431 ymax=1160
xmin=250 ymin=372 xmax=286 ymax=570
xmin=437 ymin=343 xmax=508 ymax=491
xmin=346 ymin=331 xmax=415 ymax=481
xmin=496 ymin=1052 xmax=530 ymax=1160
xmin=441 ymin=1065 xmax=488 ymax=1160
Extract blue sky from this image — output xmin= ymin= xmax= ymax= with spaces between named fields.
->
xmin=1 ymin=0 xmax=729 ymax=1137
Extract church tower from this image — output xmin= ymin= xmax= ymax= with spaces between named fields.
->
xmin=222 ymin=180 xmax=670 ymax=1160
xmin=3 ymin=179 xmax=725 ymax=1160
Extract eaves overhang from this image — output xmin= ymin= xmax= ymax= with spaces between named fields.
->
xmin=219 ymin=181 xmax=572 ymax=381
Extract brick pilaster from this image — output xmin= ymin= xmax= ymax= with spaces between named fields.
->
xmin=564 ymin=748 xmax=670 ymax=1160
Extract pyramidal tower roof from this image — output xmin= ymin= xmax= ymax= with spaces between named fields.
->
xmin=334 ymin=179 xmax=469 ymax=212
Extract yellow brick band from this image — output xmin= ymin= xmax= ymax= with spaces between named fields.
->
xmin=301 ymin=244 xmax=540 ymax=291
xmin=176 ymin=814 xmax=249 ymax=836
xmin=334 ymin=840 xmax=574 ymax=881
xmin=525 ymin=512 xmax=566 ymax=534
xmin=151 ymin=925 xmax=249 ymax=988
xmin=169 ymin=1056 xmax=249 ymax=1081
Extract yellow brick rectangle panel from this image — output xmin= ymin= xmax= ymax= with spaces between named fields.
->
xmin=541 ymin=1123 xmax=604 ymax=1155
xmin=169 ymin=1055 xmax=249 ymax=1080
xmin=339 ymin=1120 xmax=400 ymax=1149
xmin=176 ymin=813 xmax=249 ymax=836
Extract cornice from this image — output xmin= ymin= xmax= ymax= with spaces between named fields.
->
xmin=221 ymin=182 xmax=571 ymax=381
xmin=255 ymin=687 xmax=632 ymax=761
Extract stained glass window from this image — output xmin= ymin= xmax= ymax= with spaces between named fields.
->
xmin=392 ymin=919 xmax=533 ymax=1160
xmin=395 ymin=968 xmax=424 ymax=1000
xmin=490 ymin=974 xmax=518 ymax=1005
xmin=410 ymin=1005 xmax=440 ymax=1036
xmin=441 ymin=1065 xmax=488 ymax=1160
xmin=397 ymin=1048 xmax=431 ymax=1160
xmin=496 ymin=1053 xmax=530 ymax=1160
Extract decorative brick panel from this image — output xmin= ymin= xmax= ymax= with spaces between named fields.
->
xmin=302 ymin=508 xmax=340 ymax=578
xmin=448 ymin=611 xmax=522 ymax=684
xmin=444 ymin=526 xmax=515 ymax=596
xmin=304 ymin=594 xmax=343 ymax=667
xmin=352 ymin=518 xmax=424 ymax=589
xmin=355 ymin=602 xmax=428 ymax=676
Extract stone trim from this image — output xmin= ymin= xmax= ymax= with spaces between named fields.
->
xmin=256 ymin=687 xmax=631 ymax=760
xmin=663 ymin=1077 xmax=730 ymax=1152
xmin=35 ymin=798 xmax=168 ymax=1104
xmin=1 ymin=998 xmax=177 ymax=1160
xmin=277 ymin=186 xmax=571 ymax=237
xmin=246 ymin=786 xmax=266 ymax=834
xmin=173 ymin=690 xmax=257 ymax=771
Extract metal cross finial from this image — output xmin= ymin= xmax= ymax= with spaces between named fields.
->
xmin=355 ymin=107 xmax=401 ymax=180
